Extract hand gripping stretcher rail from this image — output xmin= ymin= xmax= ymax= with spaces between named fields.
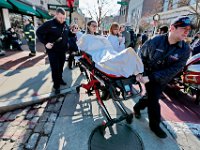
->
xmin=76 ymin=51 xmax=142 ymax=133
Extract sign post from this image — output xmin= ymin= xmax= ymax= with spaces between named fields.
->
xmin=67 ymin=0 xmax=75 ymax=24
xmin=117 ymin=1 xmax=128 ymax=6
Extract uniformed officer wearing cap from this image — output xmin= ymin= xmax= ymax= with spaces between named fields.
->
xmin=134 ymin=16 xmax=192 ymax=138
xmin=23 ymin=16 xmax=36 ymax=56
xmin=36 ymin=8 xmax=69 ymax=94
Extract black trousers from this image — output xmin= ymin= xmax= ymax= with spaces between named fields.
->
xmin=68 ymin=52 xmax=75 ymax=69
xmin=48 ymin=51 xmax=66 ymax=88
xmin=135 ymin=82 xmax=163 ymax=128
xmin=27 ymin=41 xmax=36 ymax=53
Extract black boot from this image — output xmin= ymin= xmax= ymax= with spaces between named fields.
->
xmin=133 ymin=95 xmax=148 ymax=119
xmin=60 ymin=79 xmax=67 ymax=86
xmin=133 ymin=105 xmax=141 ymax=119
xmin=149 ymin=125 xmax=167 ymax=138
xmin=53 ymin=85 xmax=60 ymax=94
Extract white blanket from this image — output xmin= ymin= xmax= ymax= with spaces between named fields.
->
xmin=77 ymin=34 xmax=144 ymax=77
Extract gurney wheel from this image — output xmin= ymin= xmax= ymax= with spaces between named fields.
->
xmin=126 ymin=113 xmax=133 ymax=124
xmin=98 ymin=125 xmax=106 ymax=136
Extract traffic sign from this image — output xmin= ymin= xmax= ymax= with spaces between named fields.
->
xmin=48 ymin=4 xmax=77 ymax=11
xmin=117 ymin=1 xmax=128 ymax=6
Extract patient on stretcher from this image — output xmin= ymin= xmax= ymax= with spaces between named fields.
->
xmin=77 ymin=20 xmax=144 ymax=78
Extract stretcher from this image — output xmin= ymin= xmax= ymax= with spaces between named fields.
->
xmin=76 ymin=51 xmax=142 ymax=132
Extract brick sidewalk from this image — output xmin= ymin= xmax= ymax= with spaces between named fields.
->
xmin=0 ymin=95 xmax=65 ymax=150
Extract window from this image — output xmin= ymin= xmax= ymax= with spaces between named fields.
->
xmin=190 ymin=0 xmax=196 ymax=5
xmin=172 ymin=0 xmax=178 ymax=9
xmin=163 ymin=0 xmax=169 ymax=11
xmin=40 ymin=0 xmax=44 ymax=5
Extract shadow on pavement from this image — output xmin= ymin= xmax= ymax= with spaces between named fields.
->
xmin=0 ymin=69 xmax=50 ymax=102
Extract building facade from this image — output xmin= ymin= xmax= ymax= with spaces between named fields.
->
xmin=48 ymin=0 xmax=85 ymax=28
xmin=127 ymin=0 xmax=144 ymax=32
xmin=127 ymin=0 xmax=199 ymax=32
xmin=158 ymin=0 xmax=199 ymax=27
xmin=0 ymin=0 xmax=51 ymax=32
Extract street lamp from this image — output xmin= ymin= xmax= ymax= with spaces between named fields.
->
xmin=152 ymin=14 xmax=160 ymax=35
xmin=153 ymin=14 xmax=160 ymax=21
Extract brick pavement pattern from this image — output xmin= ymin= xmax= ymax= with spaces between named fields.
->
xmin=0 ymin=95 xmax=65 ymax=150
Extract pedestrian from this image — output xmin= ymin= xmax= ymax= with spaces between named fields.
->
xmin=190 ymin=31 xmax=199 ymax=44
xmin=23 ymin=16 xmax=36 ymax=56
xmin=7 ymin=27 xmax=22 ymax=51
xmin=68 ymin=23 xmax=79 ymax=69
xmin=190 ymin=31 xmax=200 ymax=56
xmin=107 ymin=22 xmax=125 ymax=52
xmin=134 ymin=16 xmax=192 ymax=138
xmin=74 ymin=25 xmax=83 ymax=41
xmin=158 ymin=25 xmax=168 ymax=34
xmin=134 ymin=33 xmax=142 ymax=52
xmin=119 ymin=24 xmax=131 ymax=48
xmin=36 ymin=7 xmax=69 ymax=94
xmin=141 ymin=30 xmax=148 ymax=44
xmin=0 ymin=37 xmax=5 ymax=56
xmin=129 ymin=28 xmax=137 ymax=49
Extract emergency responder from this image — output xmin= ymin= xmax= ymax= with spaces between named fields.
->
xmin=134 ymin=16 xmax=192 ymax=138
xmin=23 ymin=17 xmax=36 ymax=56
xmin=36 ymin=7 xmax=69 ymax=94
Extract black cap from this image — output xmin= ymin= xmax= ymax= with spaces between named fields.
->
xmin=171 ymin=16 xmax=192 ymax=27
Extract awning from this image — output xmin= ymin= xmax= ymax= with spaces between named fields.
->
xmin=0 ymin=0 xmax=13 ymax=9
xmin=8 ymin=0 xmax=40 ymax=17
xmin=36 ymin=8 xmax=52 ymax=19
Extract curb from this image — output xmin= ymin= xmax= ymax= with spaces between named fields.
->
xmin=0 ymin=85 xmax=79 ymax=113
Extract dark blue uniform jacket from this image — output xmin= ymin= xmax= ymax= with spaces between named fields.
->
xmin=36 ymin=18 xmax=69 ymax=53
xmin=138 ymin=34 xmax=190 ymax=86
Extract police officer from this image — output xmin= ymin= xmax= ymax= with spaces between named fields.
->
xmin=134 ymin=16 xmax=192 ymax=138
xmin=36 ymin=8 xmax=69 ymax=94
xmin=23 ymin=16 xmax=36 ymax=56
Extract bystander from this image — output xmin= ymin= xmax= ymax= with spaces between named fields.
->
xmin=23 ymin=17 xmax=36 ymax=56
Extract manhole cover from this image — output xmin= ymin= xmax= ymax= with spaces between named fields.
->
xmin=88 ymin=123 xmax=144 ymax=150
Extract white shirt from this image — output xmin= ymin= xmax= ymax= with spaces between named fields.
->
xmin=76 ymin=31 xmax=83 ymax=41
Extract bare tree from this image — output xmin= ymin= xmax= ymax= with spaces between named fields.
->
xmin=82 ymin=0 xmax=119 ymax=27
xmin=139 ymin=0 xmax=163 ymax=31
xmin=140 ymin=0 xmax=200 ymax=32
xmin=175 ymin=0 xmax=200 ymax=31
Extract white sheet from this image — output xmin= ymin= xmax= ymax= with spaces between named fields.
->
xmin=77 ymin=34 xmax=144 ymax=77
